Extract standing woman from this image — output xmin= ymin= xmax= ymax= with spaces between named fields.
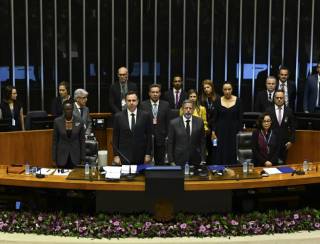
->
xmin=180 ymin=89 xmax=209 ymax=133
xmin=252 ymin=113 xmax=279 ymax=167
xmin=0 ymin=85 xmax=25 ymax=131
xmin=211 ymin=82 xmax=242 ymax=165
xmin=51 ymin=81 xmax=73 ymax=117
xmin=52 ymin=101 xmax=85 ymax=169
xmin=200 ymin=79 xmax=220 ymax=163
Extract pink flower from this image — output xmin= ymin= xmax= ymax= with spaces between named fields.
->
xmin=230 ymin=220 xmax=239 ymax=226
xmin=199 ymin=225 xmax=206 ymax=233
xmin=180 ymin=223 xmax=187 ymax=229
xmin=293 ymin=214 xmax=299 ymax=220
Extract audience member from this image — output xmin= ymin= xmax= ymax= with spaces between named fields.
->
xmin=73 ymin=88 xmax=92 ymax=136
xmin=211 ymin=82 xmax=242 ymax=165
xmin=140 ymin=84 xmax=170 ymax=165
xmin=109 ymin=67 xmax=138 ymax=113
xmin=255 ymin=76 xmax=276 ymax=112
xmin=51 ymin=81 xmax=73 ymax=117
xmin=266 ymin=90 xmax=296 ymax=163
xmin=163 ymin=75 xmax=187 ymax=109
xmin=303 ymin=62 xmax=320 ymax=113
xmin=0 ymin=85 xmax=25 ymax=131
xmin=168 ymin=99 xmax=206 ymax=166
xmin=277 ymin=66 xmax=296 ymax=110
xmin=252 ymin=112 xmax=280 ymax=167
xmin=200 ymin=79 xmax=220 ymax=164
xmin=52 ymin=101 xmax=86 ymax=168
xmin=112 ymin=91 xmax=152 ymax=165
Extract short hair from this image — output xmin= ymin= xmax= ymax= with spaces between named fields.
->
xmin=58 ymin=81 xmax=70 ymax=94
xmin=74 ymin=88 xmax=88 ymax=99
xmin=4 ymin=85 xmax=16 ymax=101
xmin=62 ymin=99 xmax=74 ymax=109
xmin=256 ymin=112 xmax=272 ymax=130
xmin=149 ymin=84 xmax=162 ymax=91
xmin=125 ymin=90 xmax=139 ymax=100
xmin=172 ymin=75 xmax=182 ymax=81
xmin=266 ymin=76 xmax=277 ymax=82
xmin=278 ymin=66 xmax=290 ymax=74
xmin=182 ymin=99 xmax=194 ymax=108
xmin=275 ymin=89 xmax=285 ymax=95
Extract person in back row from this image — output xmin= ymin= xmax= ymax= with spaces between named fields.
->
xmin=51 ymin=81 xmax=73 ymax=117
xmin=163 ymin=75 xmax=187 ymax=109
xmin=73 ymin=88 xmax=92 ymax=136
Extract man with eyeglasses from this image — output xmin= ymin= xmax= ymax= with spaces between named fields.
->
xmin=109 ymin=67 xmax=138 ymax=113
xmin=163 ymin=75 xmax=187 ymax=109
xmin=73 ymin=88 xmax=92 ymax=136
xmin=266 ymin=90 xmax=296 ymax=163
xmin=303 ymin=62 xmax=320 ymax=113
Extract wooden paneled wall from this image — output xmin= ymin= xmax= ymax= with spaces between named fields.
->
xmin=0 ymin=129 xmax=319 ymax=167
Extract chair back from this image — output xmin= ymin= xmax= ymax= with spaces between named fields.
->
xmin=85 ymin=139 xmax=99 ymax=165
xmin=25 ymin=110 xmax=48 ymax=130
xmin=236 ymin=131 xmax=253 ymax=163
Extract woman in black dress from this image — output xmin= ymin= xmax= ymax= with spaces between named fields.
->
xmin=252 ymin=112 xmax=279 ymax=167
xmin=0 ymin=85 xmax=25 ymax=131
xmin=211 ymin=82 xmax=242 ymax=165
xmin=51 ymin=81 xmax=73 ymax=117
xmin=200 ymin=79 xmax=220 ymax=164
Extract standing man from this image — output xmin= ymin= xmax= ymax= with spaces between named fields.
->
xmin=73 ymin=88 xmax=92 ymax=136
xmin=266 ymin=90 xmax=296 ymax=163
xmin=303 ymin=62 xmax=320 ymax=113
xmin=167 ymin=100 xmax=206 ymax=166
xmin=109 ymin=67 xmax=138 ymax=113
xmin=113 ymin=91 xmax=152 ymax=165
xmin=163 ymin=75 xmax=187 ymax=109
xmin=277 ymin=66 xmax=296 ymax=110
xmin=140 ymin=84 xmax=170 ymax=165
xmin=255 ymin=76 xmax=277 ymax=112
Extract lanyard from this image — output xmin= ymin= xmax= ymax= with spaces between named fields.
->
xmin=261 ymin=130 xmax=272 ymax=154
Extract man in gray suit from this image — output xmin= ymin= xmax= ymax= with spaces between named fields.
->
xmin=304 ymin=62 xmax=320 ymax=113
xmin=167 ymin=99 xmax=206 ymax=166
xmin=73 ymin=88 xmax=92 ymax=136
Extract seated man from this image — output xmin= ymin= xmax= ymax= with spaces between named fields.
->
xmin=167 ymin=99 xmax=206 ymax=166
xmin=73 ymin=88 xmax=92 ymax=136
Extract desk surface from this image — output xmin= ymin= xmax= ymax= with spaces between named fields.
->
xmin=1 ymin=164 xmax=320 ymax=192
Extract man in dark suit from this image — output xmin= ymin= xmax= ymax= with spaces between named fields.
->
xmin=113 ymin=91 xmax=152 ymax=165
xmin=277 ymin=66 xmax=296 ymax=110
xmin=167 ymin=99 xmax=206 ymax=166
xmin=140 ymin=84 xmax=170 ymax=165
xmin=303 ymin=62 xmax=320 ymax=113
xmin=109 ymin=67 xmax=138 ymax=113
xmin=73 ymin=88 xmax=92 ymax=136
xmin=255 ymin=76 xmax=276 ymax=112
xmin=266 ymin=90 xmax=296 ymax=163
xmin=52 ymin=101 xmax=86 ymax=168
xmin=163 ymin=75 xmax=187 ymax=109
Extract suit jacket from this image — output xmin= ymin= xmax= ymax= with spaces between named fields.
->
xmin=163 ymin=90 xmax=187 ymax=109
xmin=255 ymin=90 xmax=274 ymax=112
xmin=140 ymin=99 xmax=170 ymax=145
xmin=52 ymin=115 xmax=86 ymax=167
xmin=109 ymin=81 xmax=138 ymax=113
xmin=266 ymin=105 xmax=296 ymax=145
xmin=112 ymin=109 xmax=152 ymax=164
xmin=167 ymin=116 xmax=206 ymax=165
xmin=277 ymin=80 xmax=296 ymax=110
xmin=73 ymin=105 xmax=92 ymax=136
xmin=303 ymin=74 xmax=319 ymax=112
xmin=251 ymin=129 xmax=280 ymax=166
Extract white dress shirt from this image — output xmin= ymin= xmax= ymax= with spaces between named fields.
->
xmin=183 ymin=115 xmax=192 ymax=135
xmin=127 ymin=108 xmax=137 ymax=130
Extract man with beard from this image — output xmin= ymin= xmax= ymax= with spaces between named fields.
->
xmin=163 ymin=75 xmax=187 ymax=109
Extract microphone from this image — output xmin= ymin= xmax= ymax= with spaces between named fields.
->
xmin=111 ymin=142 xmax=135 ymax=180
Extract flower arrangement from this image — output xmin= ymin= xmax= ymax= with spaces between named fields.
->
xmin=1 ymin=208 xmax=320 ymax=238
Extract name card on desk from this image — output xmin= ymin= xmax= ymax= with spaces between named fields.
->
xmin=103 ymin=166 xmax=121 ymax=180
xmin=263 ymin=168 xmax=282 ymax=175
xmin=121 ymin=165 xmax=137 ymax=174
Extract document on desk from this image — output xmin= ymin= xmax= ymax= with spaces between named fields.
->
xmin=53 ymin=169 xmax=72 ymax=176
xmin=37 ymin=168 xmax=55 ymax=175
xmin=121 ymin=165 xmax=137 ymax=174
xmin=263 ymin=167 xmax=282 ymax=175
xmin=103 ymin=166 xmax=122 ymax=180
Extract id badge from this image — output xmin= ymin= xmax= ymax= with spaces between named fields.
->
xmin=153 ymin=118 xmax=157 ymax=125
xmin=12 ymin=118 xmax=16 ymax=126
